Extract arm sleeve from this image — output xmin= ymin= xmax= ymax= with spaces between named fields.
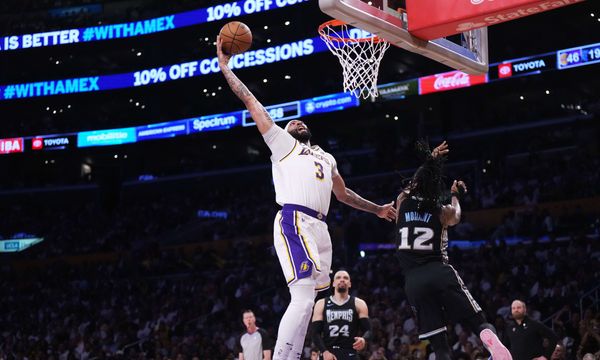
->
xmin=310 ymin=320 xmax=327 ymax=352
xmin=262 ymin=125 xmax=298 ymax=161
xmin=359 ymin=317 xmax=372 ymax=340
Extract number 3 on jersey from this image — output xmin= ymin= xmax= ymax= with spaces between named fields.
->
xmin=398 ymin=227 xmax=434 ymax=250
xmin=314 ymin=161 xmax=324 ymax=180
xmin=329 ymin=324 xmax=350 ymax=337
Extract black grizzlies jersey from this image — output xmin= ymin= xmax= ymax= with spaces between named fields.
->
xmin=323 ymin=296 xmax=359 ymax=350
xmin=395 ymin=196 xmax=448 ymax=270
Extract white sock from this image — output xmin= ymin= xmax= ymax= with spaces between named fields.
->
xmin=273 ymin=280 xmax=316 ymax=360
xmin=290 ymin=299 xmax=314 ymax=359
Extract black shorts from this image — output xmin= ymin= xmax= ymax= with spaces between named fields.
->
xmin=321 ymin=347 xmax=358 ymax=360
xmin=403 ymin=262 xmax=482 ymax=340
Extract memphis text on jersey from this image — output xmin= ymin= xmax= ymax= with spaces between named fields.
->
xmin=326 ymin=309 xmax=354 ymax=323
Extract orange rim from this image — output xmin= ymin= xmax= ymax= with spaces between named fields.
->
xmin=318 ymin=19 xmax=385 ymax=43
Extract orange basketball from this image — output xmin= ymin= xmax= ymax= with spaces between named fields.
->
xmin=219 ymin=21 xmax=252 ymax=55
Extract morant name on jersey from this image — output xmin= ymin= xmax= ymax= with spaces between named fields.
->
xmin=326 ymin=309 xmax=354 ymax=323
xmin=404 ymin=211 xmax=433 ymax=223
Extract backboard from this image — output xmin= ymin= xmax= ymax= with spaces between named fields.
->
xmin=318 ymin=0 xmax=489 ymax=74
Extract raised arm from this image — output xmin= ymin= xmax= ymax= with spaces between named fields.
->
xmin=332 ymin=171 xmax=396 ymax=222
xmin=441 ymin=180 xmax=466 ymax=226
xmin=216 ymin=36 xmax=273 ymax=135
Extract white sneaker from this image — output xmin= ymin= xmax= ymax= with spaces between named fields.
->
xmin=480 ymin=328 xmax=512 ymax=360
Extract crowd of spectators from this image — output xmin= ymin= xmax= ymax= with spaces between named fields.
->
xmin=0 ymin=223 xmax=597 ymax=359
xmin=1 ymin=136 xmax=598 ymax=260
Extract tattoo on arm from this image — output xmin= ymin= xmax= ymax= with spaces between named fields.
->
xmin=222 ymin=66 xmax=253 ymax=101
xmin=221 ymin=66 xmax=274 ymax=129
xmin=261 ymin=107 xmax=273 ymax=122
xmin=343 ymin=189 xmax=380 ymax=213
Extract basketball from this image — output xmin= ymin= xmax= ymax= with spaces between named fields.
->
xmin=219 ymin=21 xmax=252 ymax=55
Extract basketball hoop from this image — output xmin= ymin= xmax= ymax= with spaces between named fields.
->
xmin=319 ymin=20 xmax=390 ymax=99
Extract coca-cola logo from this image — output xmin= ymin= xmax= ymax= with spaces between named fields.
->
xmin=433 ymin=72 xmax=471 ymax=90
xmin=420 ymin=70 xmax=487 ymax=95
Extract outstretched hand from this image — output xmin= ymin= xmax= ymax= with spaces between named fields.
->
xmin=216 ymin=36 xmax=232 ymax=67
xmin=451 ymin=180 xmax=467 ymax=194
xmin=376 ymin=201 xmax=397 ymax=222
xmin=432 ymin=141 xmax=449 ymax=159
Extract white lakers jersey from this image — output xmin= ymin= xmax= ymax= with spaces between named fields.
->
xmin=263 ymin=125 xmax=337 ymax=215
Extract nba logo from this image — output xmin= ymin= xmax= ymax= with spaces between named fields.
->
xmin=32 ymin=138 xmax=43 ymax=150
xmin=498 ymin=63 xmax=512 ymax=78
xmin=300 ymin=261 xmax=311 ymax=273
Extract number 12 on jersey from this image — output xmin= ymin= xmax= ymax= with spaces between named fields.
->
xmin=398 ymin=227 xmax=434 ymax=250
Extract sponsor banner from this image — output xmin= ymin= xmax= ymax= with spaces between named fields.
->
xmin=136 ymin=120 xmax=188 ymax=140
xmin=30 ymin=135 xmax=74 ymax=151
xmin=0 ymin=38 xmax=325 ymax=101
xmin=377 ymin=80 xmax=419 ymax=100
xmin=406 ymin=0 xmax=583 ymax=40
xmin=510 ymin=53 xmax=555 ymax=75
xmin=77 ymin=128 xmax=137 ymax=147
xmin=491 ymin=53 xmax=556 ymax=80
xmin=419 ymin=70 xmax=487 ymax=95
xmin=0 ymin=238 xmax=44 ymax=253
xmin=188 ymin=112 xmax=243 ymax=133
xmin=0 ymin=137 xmax=24 ymax=154
xmin=300 ymin=92 xmax=359 ymax=116
xmin=0 ymin=0 xmax=307 ymax=52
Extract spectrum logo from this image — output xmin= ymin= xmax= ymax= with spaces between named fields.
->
xmin=498 ymin=63 xmax=513 ymax=78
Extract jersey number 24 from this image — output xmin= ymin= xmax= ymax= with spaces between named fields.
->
xmin=329 ymin=324 xmax=350 ymax=337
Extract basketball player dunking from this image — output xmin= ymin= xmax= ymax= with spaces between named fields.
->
xmin=217 ymin=37 xmax=397 ymax=360
xmin=394 ymin=141 xmax=512 ymax=360
xmin=310 ymin=270 xmax=371 ymax=360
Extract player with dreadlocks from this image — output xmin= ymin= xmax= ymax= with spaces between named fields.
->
xmin=394 ymin=140 xmax=512 ymax=360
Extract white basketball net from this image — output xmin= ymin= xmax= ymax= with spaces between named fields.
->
xmin=319 ymin=21 xmax=390 ymax=99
